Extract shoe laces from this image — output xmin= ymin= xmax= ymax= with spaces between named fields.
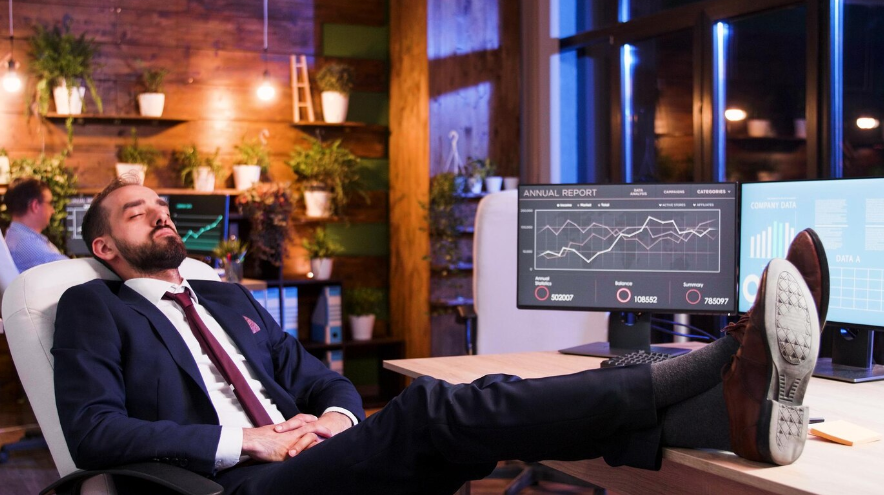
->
xmin=723 ymin=313 xmax=751 ymax=340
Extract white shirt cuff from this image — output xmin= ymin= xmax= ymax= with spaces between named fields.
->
xmin=215 ymin=426 xmax=244 ymax=471
xmin=323 ymin=407 xmax=358 ymax=426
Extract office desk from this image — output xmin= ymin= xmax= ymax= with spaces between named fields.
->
xmin=384 ymin=351 xmax=884 ymax=495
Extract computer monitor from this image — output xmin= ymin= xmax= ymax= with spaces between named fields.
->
xmin=65 ymin=195 xmax=93 ymax=257
xmin=168 ymin=194 xmax=230 ymax=256
xmin=740 ymin=178 xmax=884 ymax=382
xmin=517 ymin=183 xmax=739 ymax=357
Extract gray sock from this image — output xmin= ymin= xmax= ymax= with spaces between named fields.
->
xmin=661 ymin=383 xmax=731 ymax=450
xmin=650 ymin=335 xmax=739 ymax=409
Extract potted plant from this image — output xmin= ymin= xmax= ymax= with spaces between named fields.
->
xmin=212 ymin=236 xmax=248 ymax=283
xmin=236 ymin=182 xmax=293 ymax=272
xmin=286 ymin=137 xmax=366 ymax=218
xmin=315 ymin=63 xmax=354 ymax=124
xmin=301 ymin=226 xmax=343 ymax=280
xmin=117 ymin=128 xmax=161 ymax=184
xmin=27 ymin=19 xmax=102 ymax=117
xmin=421 ymin=172 xmax=464 ymax=275
xmin=138 ymin=67 xmax=169 ymax=117
xmin=345 ymin=287 xmax=382 ymax=341
xmin=466 ymin=157 xmax=500 ymax=194
xmin=233 ymin=136 xmax=270 ymax=191
xmin=175 ymin=144 xmax=222 ymax=192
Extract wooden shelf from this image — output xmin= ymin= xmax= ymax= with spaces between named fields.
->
xmin=430 ymin=261 xmax=473 ymax=273
xmin=291 ymin=121 xmax=388 ymax=132
xmin=301 ymin=337 xmax=403 ymax=352
xmin=45 ymin=113 xmax=187 ymax=126
xmin=430 ymin=297 xmax=474 ymax=309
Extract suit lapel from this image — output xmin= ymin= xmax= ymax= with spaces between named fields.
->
xmin=117 ymin=285 xmax=210 ymax=398
xmin=198 ymin=297 xmax=270 ymax=379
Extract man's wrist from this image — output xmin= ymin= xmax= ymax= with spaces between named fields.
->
xmin=323 ymin=406 xmax=358 ymax=427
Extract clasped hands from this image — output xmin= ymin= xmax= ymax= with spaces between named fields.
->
xmin=242 ymin=412 xmax=353 ymax=462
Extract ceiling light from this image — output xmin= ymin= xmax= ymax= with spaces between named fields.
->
xmin=255 ymin=0 xmax=276 ymax=101
xmin=724 ymin=108 xmax=747 ymax=121
xmin=856 ymin=117 xmax=879 ymax=130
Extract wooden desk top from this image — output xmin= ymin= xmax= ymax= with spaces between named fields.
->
xmin=384 ymin=351 xmax=884 ymax=495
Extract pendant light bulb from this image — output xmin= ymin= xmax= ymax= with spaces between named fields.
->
xmin=257 ymin=70 xmax=275 ymax=101
xmin=2 ymin=60 xmax=22 ymax=93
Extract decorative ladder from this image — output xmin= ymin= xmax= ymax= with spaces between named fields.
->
xmin=290 ymin=55 xmax=315 ymax=123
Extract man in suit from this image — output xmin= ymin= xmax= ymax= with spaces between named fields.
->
xmin=54 ymin=179 xmax=828 ymax=494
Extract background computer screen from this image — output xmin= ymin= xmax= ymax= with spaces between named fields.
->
xmin=64 ymin=195 xmax=93 ymax=257
xmin=740 ymin=178 xmax=884 ymax=329
xmin=517 ymin=183 xmax=739 ymax=314
xmin=168 ymin=194 xmax=230 ymax=255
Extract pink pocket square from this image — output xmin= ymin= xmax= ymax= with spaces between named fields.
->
xmin=243 ymin=316 xmax=261 ymax=334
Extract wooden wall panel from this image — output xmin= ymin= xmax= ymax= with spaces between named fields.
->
xmin=389 ymin=0 xmax=430 ymax=359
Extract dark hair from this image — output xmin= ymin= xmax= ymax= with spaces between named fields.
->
xmin=4 ymin=178 xmax=50 ymax=217
xmin=82 ymin=176 xmax=139 ymax=256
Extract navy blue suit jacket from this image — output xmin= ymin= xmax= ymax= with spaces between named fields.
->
xmin=53 ymin=279 xmax=365 ymax=476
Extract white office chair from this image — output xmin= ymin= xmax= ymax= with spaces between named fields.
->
xmin=0 ymin=229 xmax=20 ymax=299
xmin=1 ymin=257 xmax=223 ymax=495
xmin=473 ymin=190 xmax=608 ymax=354
xmin=470 ymin=190 xmax=606 ymax=494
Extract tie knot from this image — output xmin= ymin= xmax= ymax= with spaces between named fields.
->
xmin=163 ymin=289 xmax=193 ymax=308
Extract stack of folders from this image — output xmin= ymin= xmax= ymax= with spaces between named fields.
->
xmin=311 ymin=285 xmax=343 ymax=374
xmin=266 ymin=287 xmax=282 ymax=327
xmin=282 ymin=286 xmax=298 ymax=338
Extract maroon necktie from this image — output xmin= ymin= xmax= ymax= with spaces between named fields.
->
xmin=163 ymin=290 xmax=274 ymax=427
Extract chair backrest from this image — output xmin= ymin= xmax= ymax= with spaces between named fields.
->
xmin=0 ymin=229 xmax=21 ymax=296
xmin=1 ymin=257 xmax=220 ymax=480
xmin=473 ymin=190 xmax=608 ymax=354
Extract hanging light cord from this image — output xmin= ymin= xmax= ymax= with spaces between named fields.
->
xmin=262 ymin=0 xmax=269 ymax=74
xmin=8 ymin=0 xmax=14 ymax=56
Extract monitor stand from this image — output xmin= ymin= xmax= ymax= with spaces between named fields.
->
xmin=813 ymin=327 xmax=884 ymax=383
xmin=559 ymin=312 xmax=692 ymax=359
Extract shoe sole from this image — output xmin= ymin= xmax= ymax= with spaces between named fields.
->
xmin=759 ymin=259 xmax=820 ymax=465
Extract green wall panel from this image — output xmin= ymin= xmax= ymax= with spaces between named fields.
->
xmin=327 ymin=223 xmax=389 ymax=256
xmin=359 ymin=158 xmax=389 ymax=191
xmin=323 ymin=24 xmax=389 ymax=60
xmin=348 ymin=92 xmax=389 ymax=125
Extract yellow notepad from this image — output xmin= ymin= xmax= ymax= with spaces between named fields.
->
xmin=810 ymin=420 xmax=881 ymax=446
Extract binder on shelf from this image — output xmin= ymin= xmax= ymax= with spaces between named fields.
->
xmin=283 ymin=286 xmax=298 ymax=337
xmin=324 ymin=349 xmax=344 ymax=374
xmin=250 ymin=288 xmax=268 ymax=309
xmin=311 ymin=285 xmax=342 ymax=344
xmin=266 ymin=287 xmax=282 ymax=327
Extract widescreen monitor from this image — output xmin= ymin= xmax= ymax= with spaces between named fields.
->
xmin=740 ymin=178 xmax=884 ymax=382
xmin=517 ymin=183 xmax=738 ymax=357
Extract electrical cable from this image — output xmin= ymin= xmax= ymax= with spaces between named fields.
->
xmin=651 ymin=324 xmax=714 ymax=341
xmin=651 ymin=316 xmax=719 ymax=341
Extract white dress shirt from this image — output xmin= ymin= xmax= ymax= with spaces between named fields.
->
xmin=125 ymin=278 xmax=357 ymax=471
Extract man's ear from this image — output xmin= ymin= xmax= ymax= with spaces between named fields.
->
xmin=27 ymin=198 xmax=41 ymax=214
xmin=91 ymin=237 xmax=118 ymax=263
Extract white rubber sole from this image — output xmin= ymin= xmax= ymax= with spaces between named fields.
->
xmin=760 ymin=259 xmax=820 ymax=465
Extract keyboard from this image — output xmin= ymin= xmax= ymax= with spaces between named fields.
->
xmin=600 ymin=350 xmax=677 ymax=368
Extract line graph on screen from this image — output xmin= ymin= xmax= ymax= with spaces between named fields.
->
xmin=534 ymin=209 xmax=721 ymax=272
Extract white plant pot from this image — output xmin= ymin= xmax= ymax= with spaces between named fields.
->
xmin=233 ymin=164 xmax=262 ymax=191
xmin=321 ymin=91 xmax=349 ymax=123
xmin=747 ymin=119 xmax=773 ymax=137
xmin=311 ymin=258 xmax=334 ymax=280
xmin=53 ymin=85 xmax=86 ymax=115
xmin=349 ymin=314 xmax=375 ymax=341
xmin=503 ymin=177 xmax=520 ymax=190
xmin=467 ymin=177 xmax=483 ymax=194
xmin=116 ymin=163 xmax=147 ymax=185
xmin=193 ymin=167 xmax=216 ymax=192
xmin=794 ymin=118 xmax=807 ymax=139
xmin=484 ymin=176 xmax=503 ymax=193
xmin=138 ymin=93 xmax=166 ymax=117
xmin=304 ymin=190 xmax=333 ymax=218
xmin=0 ymin=156 xmax=10 ymax=185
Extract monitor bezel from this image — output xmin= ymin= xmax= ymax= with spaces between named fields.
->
xmin=516 ymin=181 xmax=740 ymax=315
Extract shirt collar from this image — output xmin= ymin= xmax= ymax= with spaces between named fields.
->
xmin=124 ymin=277 xmax=198 ymax=306
xmin=10 ymin=221 xmax=48 ymax=241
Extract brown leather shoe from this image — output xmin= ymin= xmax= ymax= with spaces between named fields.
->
xmin=723 ymin=258 xmax=820 ymax=465
xmin=786 ymin=228 xmax=829 ymax=327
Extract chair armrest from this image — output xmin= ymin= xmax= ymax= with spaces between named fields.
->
xmin=455 ymin=303 xmax=477 ymax=355
xmin=41 ymin=462 xmax=223 ymax=495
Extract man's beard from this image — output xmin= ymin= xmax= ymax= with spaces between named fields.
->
xmin=115 ymin=226 xmax=188 ymax=273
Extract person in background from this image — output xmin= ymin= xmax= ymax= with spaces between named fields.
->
xmin=4 ymin=177 xmax=68 ymax=272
